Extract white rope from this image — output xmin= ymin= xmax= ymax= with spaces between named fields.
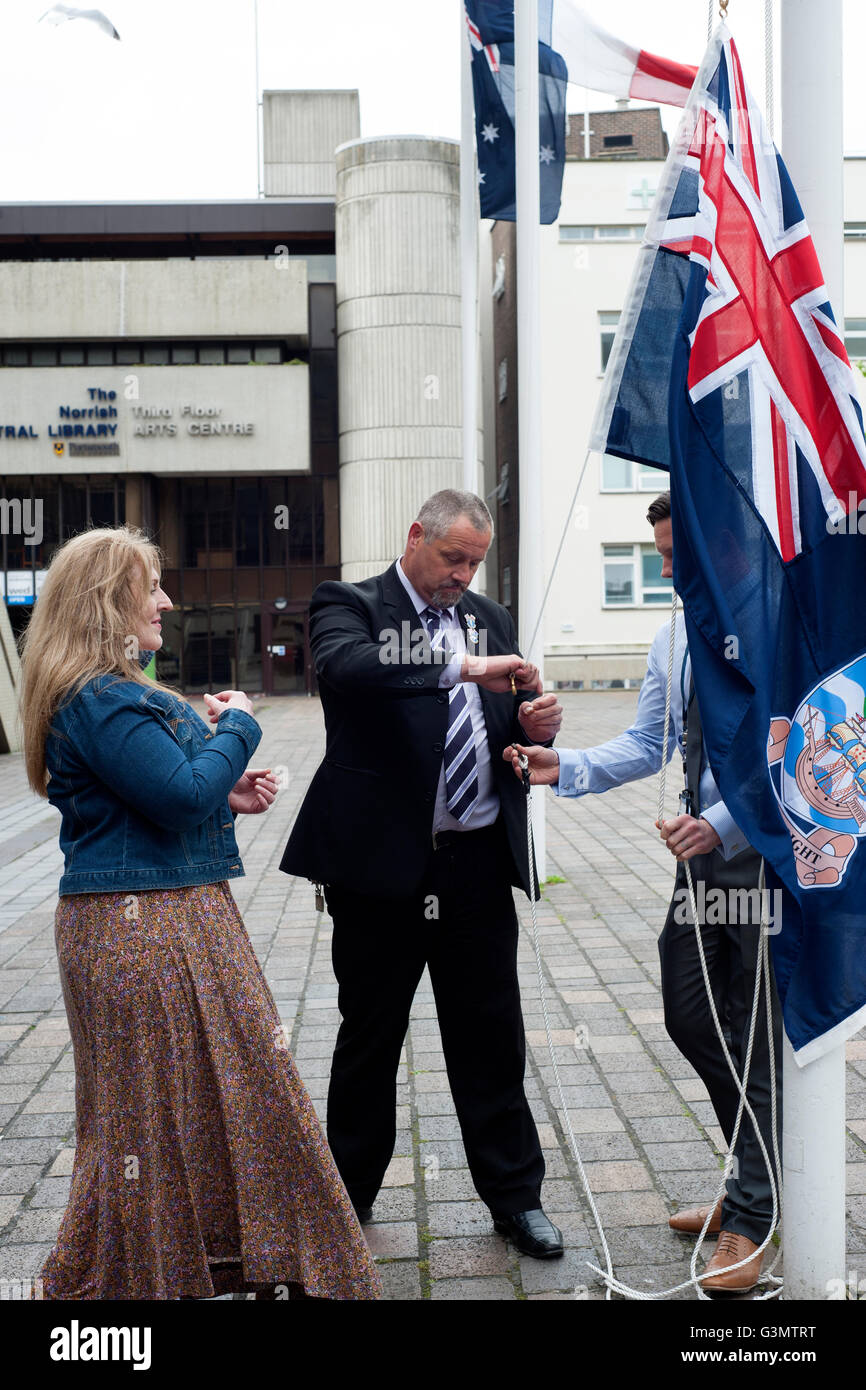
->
xmin=657 ymin=587 xmax=679 ymax=830
xmin=707 ymin=0 xmax=714 ymax=43
xmin=523 ymin=591 xmax=783 ymax=1299
xmin=765 ymin=0 xmax=774 ymax=142
xmin=524 ymin=788 xmax=615 ymax=1296
xmin=527 ymin=449 xmax=592 ymax=661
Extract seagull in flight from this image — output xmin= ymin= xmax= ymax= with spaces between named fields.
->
xmin=39 ymin=5 xmax=121 ymax=41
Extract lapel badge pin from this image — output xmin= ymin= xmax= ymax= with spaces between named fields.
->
xmin=465 ymin=613 xmax=480 ymax=646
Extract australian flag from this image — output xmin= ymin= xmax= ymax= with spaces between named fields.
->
xmin=465 ymin=0 xmax=567 ymax=222
xmin=591 ymin=25 xmax=866 ymax=1063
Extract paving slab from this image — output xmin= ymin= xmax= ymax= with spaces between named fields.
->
xmin=0 ymin=691 xmax=862 ymax=1303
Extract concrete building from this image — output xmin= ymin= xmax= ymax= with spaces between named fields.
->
xmin=1 ymin=91 xmax=863 ymax=753
xmin=0 ymin=90 xmax=478 ymax=751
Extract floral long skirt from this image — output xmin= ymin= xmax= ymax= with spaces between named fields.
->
xmin=39 ymin=881 xmax=381 ymax=1301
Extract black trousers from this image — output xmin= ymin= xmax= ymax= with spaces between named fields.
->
xmin=323 ymin=819 xmax=545 ymax=1216
xmin=658 ymin=847 xmax=783 ymax=1244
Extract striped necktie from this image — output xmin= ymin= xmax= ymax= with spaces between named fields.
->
xmin=422 ymin=606 xmax=479 ymax=823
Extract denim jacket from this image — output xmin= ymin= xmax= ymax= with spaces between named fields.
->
xmin=46 ymin=670 xmax=262 ymax=896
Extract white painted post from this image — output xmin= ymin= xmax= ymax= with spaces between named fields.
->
xmin=253 ymin=0 xmax=262 ymax=198
xmin=780 ymin=0 xmax=847 ymax=1300
xmin=515 ymin=0 xmax=546 ymax=881
xmin=459 ymin=3 xmax=479 ymax=495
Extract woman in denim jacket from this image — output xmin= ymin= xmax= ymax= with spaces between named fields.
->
xmin=18 ymin=526 xmax=380 ymax=1302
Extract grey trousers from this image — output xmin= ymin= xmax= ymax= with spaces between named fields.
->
xmin=658 ymin=845 xmax=782 ymax=1244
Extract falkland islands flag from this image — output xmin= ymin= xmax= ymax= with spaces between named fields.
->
xmin=592 ymin=25 xmax=866 ymax=1063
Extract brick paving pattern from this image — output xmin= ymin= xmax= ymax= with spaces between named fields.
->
xmin=1 ymin=691 xmax=864 ymax=1300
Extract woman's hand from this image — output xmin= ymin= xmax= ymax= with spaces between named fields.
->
xmin=229 ymin=768 xmax=279 ymax=815
xmin=203 ymin=689 xmax=255 ymax=722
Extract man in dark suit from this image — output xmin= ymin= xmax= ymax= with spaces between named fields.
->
xmin=280 ymin=489 xmax=565 ymax=1257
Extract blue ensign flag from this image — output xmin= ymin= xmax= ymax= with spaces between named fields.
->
xmin=592 ymin=27 xmax=866 ymax=1063
xmin=465 ymin=1 xmax=567 ymax=223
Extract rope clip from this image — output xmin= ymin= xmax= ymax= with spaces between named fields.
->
xmin=517 ymin=750 xmax=532 ymax=795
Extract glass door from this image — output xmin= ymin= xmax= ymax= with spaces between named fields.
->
xmin=262 ymin=604 xmax=313 ymax=695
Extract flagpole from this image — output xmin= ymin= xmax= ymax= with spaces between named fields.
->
xmin=254 ymin=0 xmax=263 ymax=198
xmin=515 ymin=0 xmax=546 ymax=881
xmin=460 ymin=4 xmax=479 ymax=494
xmin=780 ymin=0 xmax=847 ymax=1301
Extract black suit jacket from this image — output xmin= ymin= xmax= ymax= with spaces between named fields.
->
xmin=279 ymin=562 xmax=541 ymax=900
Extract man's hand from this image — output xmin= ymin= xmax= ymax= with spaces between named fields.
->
xmin=518 ymin=693 xmax=562 ymax=744
xmin=657 ymin=813 xmax=721 ymax=861
xmin=229 ymin=768 xmax=279 ymax=815
xmin=461 ymin=652 xmax=542 ymax=694
xmin=502 ymin=742 xmax=560 ymax=786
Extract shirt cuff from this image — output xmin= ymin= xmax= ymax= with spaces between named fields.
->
xmin=552 ymin=748 xmax=584 ymax=797
xmin=700 ymin=801 xmax=748 ymax=861
xmin=437 ymin=653 xmax=463 ymax=689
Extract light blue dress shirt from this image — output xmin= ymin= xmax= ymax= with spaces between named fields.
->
xmin=555 ymin=614 xmax=748 ymax=861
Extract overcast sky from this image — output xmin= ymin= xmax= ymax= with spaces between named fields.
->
xmin=0 ymin=1 xmax=863 ymax=202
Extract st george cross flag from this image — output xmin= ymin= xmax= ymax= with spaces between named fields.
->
xmin=465 ymin=2 xmax=696 ymax=223
xmin=550 ymin=4 xmax=696 ymax=108
xmin=591 ymin=25 xmax=866 ymax=1063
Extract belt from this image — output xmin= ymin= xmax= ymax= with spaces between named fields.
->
xmin=431 ymin=823 xmax=499 ymax=852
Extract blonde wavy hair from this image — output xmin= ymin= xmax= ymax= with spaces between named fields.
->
xmin=18 ymin=526 xmax=181 ymax=796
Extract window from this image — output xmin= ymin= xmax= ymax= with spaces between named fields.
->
xmin=844 ymin=318 xmax=866 ymax=359
xmin=502 ymin=565 xmax=512 ymax=608
xmin=600 ymin=456 xmax=668 ymax=492
xmin=602 ymin=545 xmax=634 ymax=606
xmin=603 ymin=134 xmax=634 ymax=148
xmin=599 ymin=312 xmax=620 ymax=371
xmin=559 ymin=225 xmax=642 ymax=243
xmin=600 ymin=455 xmax=632 ymax=490
xmin=602 ymin=543 xmax=673 ymax=607
xmin=496 ymin=460 xmax=510 ymax=505
xmin=0 ymin=340 xmax=298 ymax=366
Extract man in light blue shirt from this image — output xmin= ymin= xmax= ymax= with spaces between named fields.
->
xmin=554 ymin=609 xmax=749 ymax=860
xmin=505 ymin=492 xmax=781 ymax=1295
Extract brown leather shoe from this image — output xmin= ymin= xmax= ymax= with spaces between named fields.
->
xmin=700 ymin=1231 xmax=763 ymax=1293
xmin=669 ymin=1199 xmax=722 ymax=1235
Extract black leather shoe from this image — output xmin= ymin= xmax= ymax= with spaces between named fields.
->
xmin=493 ymin=1208 xmax=564 ymax=1259
xmin=354 ymin=1205 xmax=374 ymax=1225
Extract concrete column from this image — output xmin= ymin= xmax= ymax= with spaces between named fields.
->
xmin=335 ymin=136 xmax=476 ymax=580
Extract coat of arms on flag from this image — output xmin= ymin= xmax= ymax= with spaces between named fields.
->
xmin=591 ymin=23 xmax=866 ymax=1063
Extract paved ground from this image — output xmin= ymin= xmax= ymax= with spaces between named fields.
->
xmin=1 ymin=691 xmax=864 ymax=1302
